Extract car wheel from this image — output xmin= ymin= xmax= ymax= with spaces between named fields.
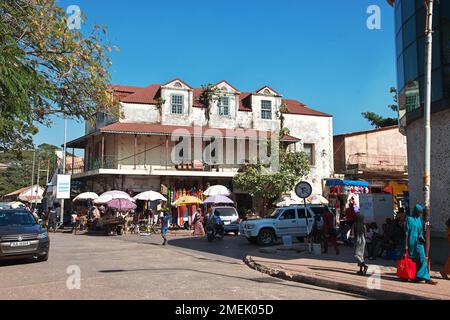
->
xmin=37 ymin=253 xmax=49 ymax=262
xmin=258 ymin=229 xmax=275 ymax=246
xmin=246 ymin=237 xmax=257 ymax=244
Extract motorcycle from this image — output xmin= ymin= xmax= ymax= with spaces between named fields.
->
xmin=205 ymin=219 xmax=225 ymax=242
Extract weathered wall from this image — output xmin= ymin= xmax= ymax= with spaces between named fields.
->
xmin=335 ymin=127 xmax=407 ymax=172
xmin=406 ymin=108 xmax=450 ymax=235
xmin=283 ymin=114 xmax=334 ymax=195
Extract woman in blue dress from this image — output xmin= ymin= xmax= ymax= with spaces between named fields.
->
xmin=404 ymin=204 xmax=436 ymax=285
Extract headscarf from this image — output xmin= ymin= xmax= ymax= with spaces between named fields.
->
xmin=413 ymin=204 xmax=423 ymax=216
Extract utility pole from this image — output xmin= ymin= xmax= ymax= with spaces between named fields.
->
xmin=423 ymin=0 xmax=434 ymax=266
xmin=30 ymin=149 xmax=36 ymax=208
xmin=60 ymin=117 xmax=68 ymax=224
xmin=35 ymin=160 xmax=40 ymax=208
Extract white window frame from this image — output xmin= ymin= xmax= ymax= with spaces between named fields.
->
xmin=218 ymin=96 xmax=230 ymax=116
xmin=171 ymin=95 xmax=184 ymax=114
xmin=261 ymin=100 xmax=272 ymax=120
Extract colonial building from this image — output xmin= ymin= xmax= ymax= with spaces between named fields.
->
xmin=67 ymin=79 xmax=333 ymax=209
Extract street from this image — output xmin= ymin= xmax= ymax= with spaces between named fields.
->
xmin=0 ymin=233 xmax=364 ymax=300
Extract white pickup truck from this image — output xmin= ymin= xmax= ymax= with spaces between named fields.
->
xmin=240 ymin=204 xmax=331 ymax=245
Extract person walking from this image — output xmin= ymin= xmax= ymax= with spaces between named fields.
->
xmin=440 ymin=218 xmax=450 ymax=280
xmin=405 ymin=204 xmax=436 ymax=285
xmin=71 ymin=212 xmax=78 ymax=234
xmin=352 ymin=214 xmax=368 ymax=275
xmin=193 ymin=208 xmax=205 ymax=236
xmin=48 ymin=207 xmax=57 ymax=233
xmin=323 ymin=209 xmax=339 ymax=255
xmin=161 ymin=211 xmax=170 ymax=245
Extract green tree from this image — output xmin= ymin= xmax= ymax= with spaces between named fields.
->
xmin=0 ymin=0 xmax=119 ymax=154
xmin=0 ymin=143 xmax=60 ymax=196
xmin=233 ymin=135 xmax=310 ymax=215
xmin=362 ymin=87 xmax=399 ymax=128
xmin=198 ymin=83 xmax=221 ymax=123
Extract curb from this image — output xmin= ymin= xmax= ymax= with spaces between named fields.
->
xmin=244 ymin=255 xmax=435 ymax=300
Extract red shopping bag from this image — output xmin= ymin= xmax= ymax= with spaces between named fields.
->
xmin=396 ymin=253 xmax=416 ymax=280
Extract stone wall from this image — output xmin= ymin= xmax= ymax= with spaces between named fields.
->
xmin=406 ymin=108 xmax=450 ymax=235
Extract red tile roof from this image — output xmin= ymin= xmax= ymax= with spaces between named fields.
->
xmin=120 ymin=84 xmax=161 ymax=104
xmin=110 ymin=80 xmax=331 ymax=117
xmin=282 ymin=99 xmax=332 ymax=117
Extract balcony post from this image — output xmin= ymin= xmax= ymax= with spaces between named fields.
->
xmin=166 ymin=135 xmax=169 ymax=170
xmin=101 ymin=134 xmax=105 ymax=169
xmin=134 ymin=134 xmax=137 ymax=169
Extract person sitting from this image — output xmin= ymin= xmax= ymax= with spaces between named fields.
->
xmin=366 ymin=222 xmax=382 ymax=260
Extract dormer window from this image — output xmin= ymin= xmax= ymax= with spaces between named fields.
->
xmin=218 ymin=97 xmax=230 ymax=116
xmin=171 ymin=95 xmax=183 ymax=114
xmin=261 ymin=100 xmax=272 ymax=119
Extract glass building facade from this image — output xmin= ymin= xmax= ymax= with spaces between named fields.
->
xmin=394 ymin=0 xmax=450 ymax=126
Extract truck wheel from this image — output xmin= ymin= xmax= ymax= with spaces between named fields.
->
xmin=258 ymin=229 xmax=275 ymax=246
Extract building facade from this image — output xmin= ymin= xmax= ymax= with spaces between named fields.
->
xmin=67 ymin=79 xmax=333 ymax=210
xmin=390 ymin=0 xmax=450 ymax=235
xmin=333 ymin=126 xmax=408 ymax=208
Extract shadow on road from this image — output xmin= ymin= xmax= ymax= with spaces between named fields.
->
xmin=96 ymin=266 xmax=363 ymax=299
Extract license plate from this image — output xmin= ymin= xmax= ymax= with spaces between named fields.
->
xmin=10 ymin=241 xmax=31 ymax=247
xmin=224 ymin=221 xmax=230 ymax=225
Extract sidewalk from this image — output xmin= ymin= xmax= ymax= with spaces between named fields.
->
xmin=244 ymin=244 xmax=450 ymax=300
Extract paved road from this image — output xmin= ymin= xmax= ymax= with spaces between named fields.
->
xmin=0 ymin=232 xmax=364 ymax=300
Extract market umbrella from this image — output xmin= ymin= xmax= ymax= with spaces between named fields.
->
xmin=8 ymin=201 xmax=25 ymax=209
xmin=133 ymin=191 xmax=167 ymax=202
xmin=203 ymin=185 xmax=231 ymax=197
xmin=105 ymin=198 xmax=137 ymax=211
xmin=73 ymin=192 xmax=99 ymax=202
xmin=275 ymin=198 xmax=302 ymax=207
xmin=94 ymin=190 xmax=135 ymax=204
xmin=306 ymin=194 xmax=329 ymax=205
xmin=173 ymin=196 xmax=203 ymax=207
xmin=204 ymin=195 xmax=234 ymax=205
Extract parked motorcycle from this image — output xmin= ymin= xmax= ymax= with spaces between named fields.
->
xmin=205 ymin=219 xmax=225 ymax=242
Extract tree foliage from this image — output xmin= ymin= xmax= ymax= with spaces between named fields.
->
xmin=362 ymin=87 xmax=399 ymax=128
xmin=0 ymin=143 xmax=60 ymax=196
xmin=233 ymin=136 xmax=310 ymax=215
xmin=198 ymin=83 xmax=221 ymax=123
xmin=0 ymin=0 xmax=119 ymax=153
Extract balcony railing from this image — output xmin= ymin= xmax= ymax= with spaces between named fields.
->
xmin=74 ymin=155 xmax=242 ymax=175
xmin=346 ymin=154 xmax=407 ymax=172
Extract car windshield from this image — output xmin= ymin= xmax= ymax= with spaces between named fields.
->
xmin=0 ymin=211 xmax=37 ymax=227
xmin=214 ymin=207 xmax=237 ymax=217
xmin=267 ymin=209 xmax=283 ymax=219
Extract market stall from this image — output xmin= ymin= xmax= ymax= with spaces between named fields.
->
xmin=324 ymin=179 xmax=370 ymax=216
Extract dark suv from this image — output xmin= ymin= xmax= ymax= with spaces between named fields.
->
xmin=0 ymin=209 xmax=50 ymax=262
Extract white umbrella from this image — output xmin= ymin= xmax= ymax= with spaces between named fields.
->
xmin=203 ymin=185 xmax=231 ymax=196
xmin=133 ymin=191 xmax=167 ymax=202
xmin=73 ymin=192 xmax=99 ymax=202
xmin=94 ymin=190 xmax=135 ymax=204
xmin=8 ymin=201 xmax=25 ymax=209
xmin=276 ymin=198 xmax=302 ymax=207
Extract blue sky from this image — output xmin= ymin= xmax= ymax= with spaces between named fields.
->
xmin=36 ymin=0 xmax=397 ymax=151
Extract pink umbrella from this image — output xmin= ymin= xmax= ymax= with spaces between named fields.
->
xmin=106 ymin=198 xmax=137 ymax=211
xmin=204 ymin=195 xmax=234 ymax=204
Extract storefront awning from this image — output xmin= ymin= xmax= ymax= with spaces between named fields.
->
xmin=325 ymin=179 xmax=369 ymax=187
